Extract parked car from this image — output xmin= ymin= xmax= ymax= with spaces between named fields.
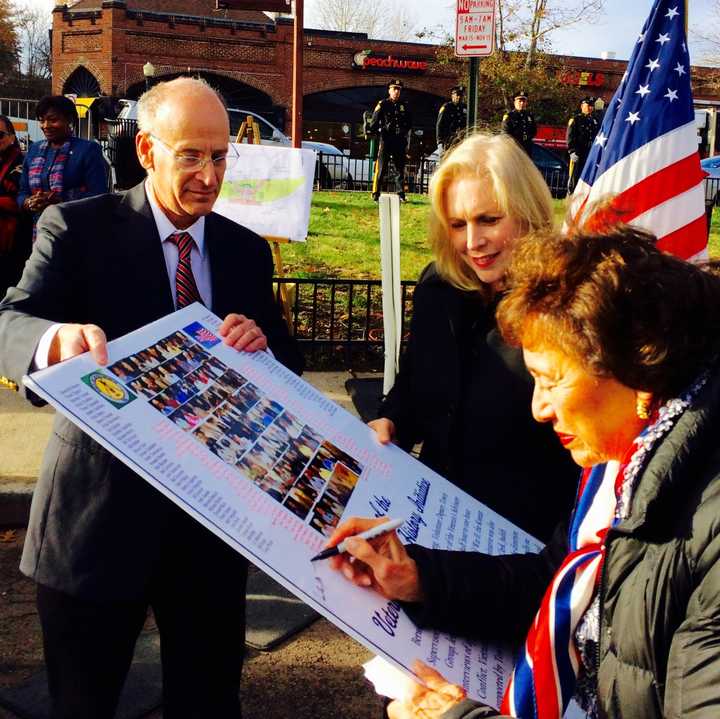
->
xmin=530 ymin=143 xmax=569 ymax=199
xmin=110 ymin=101 xmax=353 ymax=190
xmin=701 ymin=155 xmax=720 ymax=206
xmin=426 ymin=141 xmax=569 ymax=199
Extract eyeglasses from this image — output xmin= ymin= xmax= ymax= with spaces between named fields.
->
xmin=0 ymin=131 xmax=11 ymax=139
xmin=149 ymin=134 xmax=239 ymax=173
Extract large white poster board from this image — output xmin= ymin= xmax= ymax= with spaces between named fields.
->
xmin=24 ymin=304 xmax=543 ymax=710
xmin=214 ymin=143 xmax=316 ymax=242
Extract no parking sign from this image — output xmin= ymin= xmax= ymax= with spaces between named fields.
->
xmin=455 ymin=0 xmax=496 ymax=57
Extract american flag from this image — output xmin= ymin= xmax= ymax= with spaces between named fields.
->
xmin=569 ymin=0 xmax=707 ymax=262
xmin=195 ymin=327 xmax=219 ymax=345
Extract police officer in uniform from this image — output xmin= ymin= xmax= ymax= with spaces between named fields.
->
xmin=566 ymin=96 xmax=600 ymax=193
xmin=592 ymin=96 xmax=606 ymax=126
xmin=502 ymin=90 xmax=536 ymax=155
xmin=436 ymin=85 xmax=467 ymax=154
xmin=369 ymin=79 xmax=412 ymax=201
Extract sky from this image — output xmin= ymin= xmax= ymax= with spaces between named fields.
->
xmin=305 ymin=0 xmax=719 ymax=65
xmin=21 ymin=0 xmax=720 ymax=66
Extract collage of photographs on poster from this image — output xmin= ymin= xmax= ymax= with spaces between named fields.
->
xmin=107 ymin=322 xmax=364 ymax=537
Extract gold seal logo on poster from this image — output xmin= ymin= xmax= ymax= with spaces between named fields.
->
xmin=82 ymin=371 xmax=137 ymax=408
xmin=91 ymin=374 xmax=128 ymax=402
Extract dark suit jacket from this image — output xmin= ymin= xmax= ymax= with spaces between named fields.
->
xmin=0 ymin=182 xmax=303 ymax=600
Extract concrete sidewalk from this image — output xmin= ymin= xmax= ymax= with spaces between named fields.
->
xmin=0 ymin=371 xmax=365 ymax=524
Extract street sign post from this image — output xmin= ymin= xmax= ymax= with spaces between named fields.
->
xmin=455 ymin=0 xmax=495 ymax=58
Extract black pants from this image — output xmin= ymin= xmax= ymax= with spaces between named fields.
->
xmin=372 ymin=137 xmax=407 ymax=199
xmin=37 ymin=511 xmax=248 ymax=719
xmin=567 ymin=151 xmax=588 ymax=194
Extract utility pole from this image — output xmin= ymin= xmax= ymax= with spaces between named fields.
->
xmin=292 ymin=0 xmax=303 ymax=148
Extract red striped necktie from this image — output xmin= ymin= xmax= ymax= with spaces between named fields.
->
xmin=168 ymin=231 xmax=202 ymax=308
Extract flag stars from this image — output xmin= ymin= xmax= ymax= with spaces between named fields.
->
xmin=665 ymin=88 xmax=679 ymax=102
xmin=656 ymin=33 xmax=670 ymax=46
xmin=595 ymin=132 xmax=608 ymax=147
xmin=674 ymin=62 xmax=686 ymax=76
xmin=666 ymin=6 xmax=679 ymax=20
xmin=625 ymin=112 xmax=641 ymax=125
xmin=638 ymin=32 xmax=646 ymax=43
xmin=646 ymin=57 xmax=660 ymax=72
xmin=635 ymin=84 xmax=651 ymax=98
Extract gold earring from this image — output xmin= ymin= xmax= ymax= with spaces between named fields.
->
xmin=636 ymin=395 xmax=651 ymax=420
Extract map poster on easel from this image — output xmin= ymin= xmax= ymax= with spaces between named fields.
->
xmin=214 ymin=143 xmax=316 ymax=242
xmin=23 ymin=303 xmax=545 ymax=709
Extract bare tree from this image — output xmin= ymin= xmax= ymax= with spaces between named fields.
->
xmin=522 ymin=0 xmax=604 ymax=66
xmin=14 ymin=3 xmax=51 ymax=79
xmin=308 ymin=0 xmax=418 ymax=42
xmin=494 ymin=1 xmax=607 ymax=64
xmin=691 ymin=1 xmax=720 ymax=66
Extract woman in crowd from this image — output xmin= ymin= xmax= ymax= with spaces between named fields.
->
xmin=330 ymin=225 xmax=720 ymax=718
xmin=18 ymin=95 xmax=107 ymax=235
xmin=371 ymin=132 xmax=577 ymax=541
xmin=0 ymin=115 xmax=25 ymax=296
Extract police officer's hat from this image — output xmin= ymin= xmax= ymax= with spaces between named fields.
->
xmin=514 ymin=90 xmax=528 ymax=100
xmin=450 ymin=85 xmax=465 ymax=96
xmin=580 ymin=96 xmax=593 ymax=106
xmin=388 ymin=79 xmax=404 ymax=89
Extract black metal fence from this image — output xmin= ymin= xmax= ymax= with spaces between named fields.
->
xmin=705 ymin=177 xmax=720 ymax=238
xmin=540 ymin=167 xmax=570 ymax=199
xmin=313 ymin=153 xmax=441 ymax=194
xmin=312 ymin=151 xmax=569 ymax=197
xmin=274 ymin=277 xmax=416 ymax=370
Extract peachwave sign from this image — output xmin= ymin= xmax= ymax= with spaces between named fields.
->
xmin=352 ymin=50 xmax=429 ymax=73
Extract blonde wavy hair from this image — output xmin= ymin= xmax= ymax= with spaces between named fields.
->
xmin=429 ymin=132 xmax=554 ymax=293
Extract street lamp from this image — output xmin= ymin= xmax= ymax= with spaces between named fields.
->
xmin=143 ymin=61 xmax=156 ymax=91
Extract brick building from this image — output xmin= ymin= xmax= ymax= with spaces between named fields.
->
xmin=51 ymin=0 xmax=459 ymax=157
xmin=51 ymin=0 xmax=720 ymax=157
xmin=549 ymin=52 xmax=720 ymax=154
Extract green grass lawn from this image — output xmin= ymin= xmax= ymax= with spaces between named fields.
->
xmin=278 ymin=191 xmax=720 ymax=280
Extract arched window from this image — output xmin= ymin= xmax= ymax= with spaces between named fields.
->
xmin=63 ymin=66 xmax=101 ymax=97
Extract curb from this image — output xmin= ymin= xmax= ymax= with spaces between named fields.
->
xmin=0 ymin=480 xmax=33 ymax=527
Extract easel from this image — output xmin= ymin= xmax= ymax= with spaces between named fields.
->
xmin=235 ymin=116 xmax=294 ymax=332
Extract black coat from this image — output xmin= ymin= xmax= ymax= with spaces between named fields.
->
xmin=406 ymin=362 xmax=720 ymax=719
xmin=0 ymin=182 xmax=303 ymax=600
xmin=501 ymin=110 xmax=536 ymax=154
xmin=379 ymin=266 xmax=578 ymax=541
xmin=436 ymin=101 xmax=467 ymax=147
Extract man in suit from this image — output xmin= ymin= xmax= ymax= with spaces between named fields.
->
xmin=0 ymin=77 xmax=303 ymax=718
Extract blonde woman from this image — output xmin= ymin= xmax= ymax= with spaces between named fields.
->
xmin=370 ymin=133 xmax=577 ymax=541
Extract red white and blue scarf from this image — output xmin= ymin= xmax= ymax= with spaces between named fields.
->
xmin=28 ymin=139 xmax=70 ymax=196
xmin=500 ymin=458 xmax=626 ymax=719
xmin=501 ymin=371 xmax=709 ymax=719
xmin=27 ymin=139 xmax=71 ymax=239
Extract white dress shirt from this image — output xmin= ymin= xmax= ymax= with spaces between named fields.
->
xmin=34 ymin=182 xmax=213 ymax=369
xmin=145 ymin=180 xmax=213 ymax=310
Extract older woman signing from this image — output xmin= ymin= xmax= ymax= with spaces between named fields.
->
xmin=329 ymin=225 xmax=720 ymax=719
